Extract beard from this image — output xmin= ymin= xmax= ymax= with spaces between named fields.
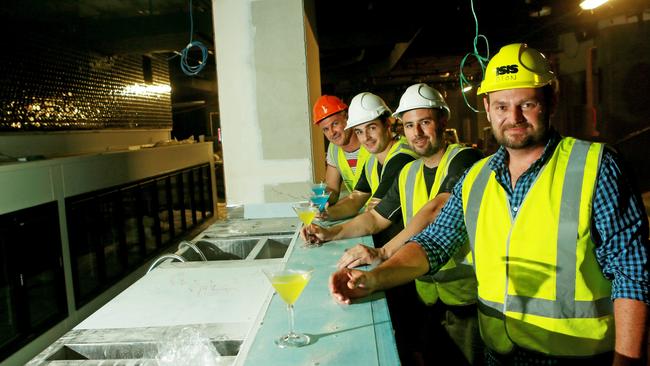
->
xmin=415 ymin=139 xmax=442 ymax=157
xmin=411 ymin=133 xmax=443 ymax=158
xmin=493 ymin=121 xmax=548 ymax=149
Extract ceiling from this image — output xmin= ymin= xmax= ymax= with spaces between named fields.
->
xmin=2 ymin=0 xmax=648 ymax=100
xmin=313 ymin=0 xmax=649 ymax=95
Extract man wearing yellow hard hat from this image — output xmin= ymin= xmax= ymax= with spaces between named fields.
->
xmin=328 ymin=43 xmax=649 ymax=365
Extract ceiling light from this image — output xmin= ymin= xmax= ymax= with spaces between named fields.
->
xmin=530 ymin=6 xmax=552 ymax=17
xmin=462 ymin=85 xmax=473 ymax=93
xmin=579 ymin=0 xmax=610 ymax=10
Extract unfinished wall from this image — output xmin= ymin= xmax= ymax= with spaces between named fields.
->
xmin=213 ymin=0 xmax=320 ymax=204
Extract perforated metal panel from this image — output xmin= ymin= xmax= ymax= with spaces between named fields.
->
xmin=0 ymin=33 xmax=172 ymax=131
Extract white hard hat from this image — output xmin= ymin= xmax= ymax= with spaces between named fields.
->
xmin=345 ymin=92 xmax=392 ymax=130
xmin=393 ymin=83 xmax=450 ymax=120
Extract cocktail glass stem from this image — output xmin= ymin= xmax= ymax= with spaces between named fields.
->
xmin=287 ymin=304 xmax=296 ymax=337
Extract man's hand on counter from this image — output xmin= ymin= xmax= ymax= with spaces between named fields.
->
xmin=337 ymin=244 xmax=385 ymax=269
xmin=300 ymin=223 xmax=342 ymax=244
xmin=329 ymin=268 xmax=376 ymax=304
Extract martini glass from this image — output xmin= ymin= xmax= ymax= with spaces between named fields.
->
xmin=309 ymin=192 xmax=331 ymax=212
xmin=310 ymin=182 xmax=327 ymax=196
xmin=292 ymin=202 xmax=320 ymax=246
xmin=262 ymin=265 xmax=313 ymax=347
xmin=292 ymin=201 xmax=319 ymax=226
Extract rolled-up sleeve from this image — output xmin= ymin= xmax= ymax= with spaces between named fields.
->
xmin=592 ymin=150 xmax=650 ymax=304
xmin=410 ymin=173 xmax=471 ymax=275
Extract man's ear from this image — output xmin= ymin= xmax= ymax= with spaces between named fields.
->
xmin=483 ymin=96 xmax=491 ymax=122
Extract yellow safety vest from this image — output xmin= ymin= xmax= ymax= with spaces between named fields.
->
xmin=327 ymin=143 xmax=370 ymax=192
xmin=461 ymin=137 xmax=614 ymax=356
xmin=398 ymin=144 xmax=477 ymax=306
xmin=364 ymin=136 xmax=418 ymax=196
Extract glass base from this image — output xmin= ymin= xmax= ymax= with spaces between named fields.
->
xmin=275 ymin=332 xmax=311 ymax=348
xmin=302 ymin=240 xmax=322 ymax=249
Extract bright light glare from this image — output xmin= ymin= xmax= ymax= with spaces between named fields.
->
xmin=579 ymin=0 xmax=609 ymax=10
xmin=462 ymin=85 xmax=473 ymax=93
xmin=122 ymin=84 xmax=171 ymax=95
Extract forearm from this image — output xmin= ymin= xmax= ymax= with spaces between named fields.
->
xmin=381 ymin=193 xmax=450 ymax=259
xmin=326 ymin=191 xmax=368 ymax=220
xmin=328 ymin=190 xmax=340 ymax=204
xmin=333 ymin=210 xmax=391 ymax=241
xmin=614 ymin=298 xmax=648 ymax=360
xmin=370 ymin=243 xmax=430 ymax=291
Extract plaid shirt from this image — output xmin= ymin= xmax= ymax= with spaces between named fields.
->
xmin=411 ymin=130 xmax=650 ymax=303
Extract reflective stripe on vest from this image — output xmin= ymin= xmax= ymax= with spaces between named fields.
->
xmin=462 ymin=137 xmax=613 ymax=356
xmin=364 ymin=136 xmax=418 ymax=196
xmin=398 ymin=144 xmax=477 ymax=306
xmin=328 ymin=144 xmax=370 ymax=192
xmin=400 ymin=144 xmax=463 ymax=224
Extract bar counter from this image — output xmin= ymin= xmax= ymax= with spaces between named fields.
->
xmin=28 ymin=218 xmax=399 ymax=365
xmin=242 ymin=234 xmax=399 ymax=365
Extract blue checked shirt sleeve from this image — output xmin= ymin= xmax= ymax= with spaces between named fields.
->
xmin=410 ymin=172 xmax=470 ymax=275
xmin=593 ymin=149 xmax=650 ymax=304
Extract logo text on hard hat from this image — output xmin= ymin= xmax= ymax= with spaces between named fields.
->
xmin=496 ymin=65 xmax=519 ymax=75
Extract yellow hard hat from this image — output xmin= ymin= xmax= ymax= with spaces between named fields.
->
xmin=477 ymin=43 xmax=556 ymax=95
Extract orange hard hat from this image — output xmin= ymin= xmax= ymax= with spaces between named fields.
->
xmin=312 ymin=95 xmax=347 ymax=124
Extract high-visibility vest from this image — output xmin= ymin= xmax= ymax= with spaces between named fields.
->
xmin=461 ymin=137 xmax=614 ymax=356
xmin=364 ymin=136 xmax=418 ymax=196
xmin=327 ymin=144 xmax=370 ymax=192
xmin=398 ymin=144 xmax=477 ymax=306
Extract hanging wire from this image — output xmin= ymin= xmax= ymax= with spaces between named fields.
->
xmin=459 ymin=0 xmax=490 ymax=112
xmin=170 ymin=0 xmax=208 ymax=76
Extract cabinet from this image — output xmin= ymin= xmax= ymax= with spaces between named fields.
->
xmin=66 ymin=163 xmax=214 ymax=308
xmin=0 ymin=202 xmax=67 ymax=361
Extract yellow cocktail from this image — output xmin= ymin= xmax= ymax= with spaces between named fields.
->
xmin=296 ymin=210 xmax=317 ymax=226
xmin=292 ymin=202 xmax=320 ymax=247
xmin=271 ymin=272 xmax=311 ymax=304
xmin=263 ymin=266 xmax=313 ymax=348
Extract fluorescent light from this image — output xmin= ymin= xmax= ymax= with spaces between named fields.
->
xmin=580 ymin=0 xmax=609 ymax=10
xmin=462 ymin=85 xmax=473 ymax=93
xmin=121 ymin=84 xmax=171 ymax=95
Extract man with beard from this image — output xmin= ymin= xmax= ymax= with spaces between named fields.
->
xmin=302 ymin=84 xmax=483 ymax=365
xmin=320 ymin=91 xmax=418 ymax=222
xmin=313 ymin=95 xmax=370 ymax=204
xmin=329 ymin=44 xmax=649 ymax=365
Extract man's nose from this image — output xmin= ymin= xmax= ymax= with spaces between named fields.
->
xmin=508 ymin=107 xmax=525 ymax=123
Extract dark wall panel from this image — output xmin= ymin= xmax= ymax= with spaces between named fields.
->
xmin=0 ymin=33 xmax=172 ymax=131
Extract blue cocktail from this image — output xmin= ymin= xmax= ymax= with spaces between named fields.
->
xmin=311 ymin=182 xmax=327 ymax=196
xmin=309 ymin=192 xmax=330 ymax=212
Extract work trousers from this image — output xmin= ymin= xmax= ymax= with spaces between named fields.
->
xmin=385 ymin=283 xmax=481 ymax=365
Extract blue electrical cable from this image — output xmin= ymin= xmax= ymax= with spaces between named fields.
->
xmin=177 ymin=0 xmax=208 ymax=76
xmin=459 ymin=0 xmax=490 ymax=112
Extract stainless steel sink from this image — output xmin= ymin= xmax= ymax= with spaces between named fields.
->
xmin=46 ymin=339 xmax=242 ymax=360
xmin=30 ymin=324 xmax=250 ymax=365
xmin=195 ymin=238 xmax=261 ymax=260
xmin=147 ymin=234 xmax=293 ymax=273
xmin=251 ymin=237 xmax=291 ymax=259
xmin=188 ymin=236 xmax=291 ymax=261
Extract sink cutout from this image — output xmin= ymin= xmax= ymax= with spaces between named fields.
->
xmin=47 ymin=340 xmax=242 ymax=360
xmin=253 ymin=237 xmax=291 ymax=259
xmin=189 ymin=236 xmax=291 ymax=261
xmin=195 ymin=238 xmax=260 ymax=260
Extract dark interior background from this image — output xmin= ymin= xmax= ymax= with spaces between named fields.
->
xmin=0 ymin=0 xmax=648 ymax=190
